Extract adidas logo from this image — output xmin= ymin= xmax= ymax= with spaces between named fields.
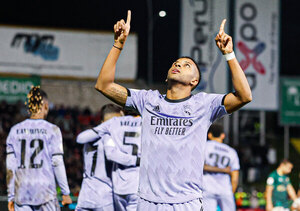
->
xmin=153 ymin=105 xmax=160 ymax=112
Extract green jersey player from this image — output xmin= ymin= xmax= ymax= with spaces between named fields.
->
xmin=266 ymin=159 xmax=298 ymax=211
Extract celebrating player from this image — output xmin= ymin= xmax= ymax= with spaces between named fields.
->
xmin=77 ymin=107 xmax=141 ymax=211
xmin=202 ymin=124 xmax=240 ymax=211
xmin=266 ymin=159 xmax=298 ymax=211
xmin=95 ymin=10 xmax=251 ymax=210
xmin=6 ymin=86 xmax=72 ymax=211
xmin=76 ymin=104 xmax=124 ymax=211
xmin=91 ymin=110 xmax=142 ymax=211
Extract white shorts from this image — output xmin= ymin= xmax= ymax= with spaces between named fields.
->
xmin=203 ymin=192 xmax=236 ymax=211
xmin=272 ymin=207 xmax=289 ymax=211
xmin=114 ymin=193 xmax=139 ymax=211
xmin=15 ymin=199 xmax=60 ymax=211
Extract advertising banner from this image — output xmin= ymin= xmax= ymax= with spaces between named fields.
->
xmin=280 ymin=78 xmax=300 ymax=125
xmin=234 ymin=0 xmax=280 ymax=110
xmin=180 ymin=0 xmax=229 ymax=94
xmin=0 ymin=26 xmax=137 ymax=80
xmin=0 ymin=76 xmax=40 ymax=103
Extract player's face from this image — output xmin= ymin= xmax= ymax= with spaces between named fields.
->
xmin=167 ymin=58 xmax=199 ymax=88
xmin=283 ymin=163 xmax=293 ymax=174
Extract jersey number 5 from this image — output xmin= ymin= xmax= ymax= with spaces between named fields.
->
xmin=19 ymin=139 xmax=44 ymax=169
xmin=123 ymin=131 xmax=140 ymax=157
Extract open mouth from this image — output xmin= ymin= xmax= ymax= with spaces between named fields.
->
xmin=172 ymin=69 xmax=180 ymax=73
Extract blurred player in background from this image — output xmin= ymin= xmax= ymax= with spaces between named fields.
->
xmin=6 ymin=86 xmax=72 ymax=211
xmin=91 ymin=109 xmax=142 ymax=211
xmin=202 ymin=123 xmax=240 ymax=211
xmin=95 ymin=10 xmax=251 ymax=210
xmin=266 ymin=159 xmax=298 ymax=211
xmin=76 ymin=104 xmax=124 ymax=211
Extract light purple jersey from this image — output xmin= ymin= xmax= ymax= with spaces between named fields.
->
xmin=125 ymin=89 xmax=228 ymax=203
xmin=203 ymin=140 xmax=240 ymax=196
xmin=76 ymin=133 xmax=113 ymax=209
xmin=93 ymin=116 xmax=142 ymax=195
xmin=6 ymin=119 xmax=69 ymax=205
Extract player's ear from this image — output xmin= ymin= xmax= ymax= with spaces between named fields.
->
xmin=221 ymin=133 xmax=226 ymax=140
xmin=207 ymin=132 xmax=213 ymax=140
xmin=190 ymin=78 xmax=198 ymax=88
xmin=44 ymin=100 xmax=49 ymax=112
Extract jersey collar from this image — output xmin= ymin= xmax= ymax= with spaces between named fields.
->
xmin=164 ymin=95 xmax=192 ymax=103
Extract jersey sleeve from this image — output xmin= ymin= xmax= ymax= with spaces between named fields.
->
xmin=6 ymin=128 xmax=15 ymax=154
xmin=230 ymin=150 xmax=240 ymax=171
xmin=52 ymin=155 xmax=70 ymax=195
xmin=125 ymin=88 xmax=150 ymax=115
xmin=49 ymin=125 xmax=64 ymax=156
xmin=92 ymin=118 xmax=112 ymax=138
xmin=76 ymin=129 xmax=100 ymax=144
xmin=266 ymin=173 xmax=275 ymax=186
xmin=205 ymin=93 xmax=228 ymax=122
xmin=6 ymin=130 xmax=16 ymax=201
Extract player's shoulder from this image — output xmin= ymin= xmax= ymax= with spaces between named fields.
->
xmin=268 ymin=170 xmax=277 ymax=178
xmin=40 ymin=119 xmax=59 ymax=129
xmin=222 ymin=143 xmax=238 ymax=154
xmin=9 ymin=119 xmax=30 ymax=131
xmin=129 ymin=88 xmax=160 ymax=96
xmin=113 ymin=115 xmax=142 ymax=125
xmin=42 ymin=121 xmax=61 ymax=134
xmin=267 ymin=171 xmax=277 ymax=185
xmin=194 ymin=91 xmax=220 ymax=98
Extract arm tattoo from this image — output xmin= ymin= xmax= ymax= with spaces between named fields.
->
xmin=103 ymin=85 xmax=128 ymax=106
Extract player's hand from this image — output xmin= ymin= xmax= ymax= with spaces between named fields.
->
xmin=114 ymin=10 xmax=131 ymax=46
xmin=62 ymin=195 xmax=72 ymax=206
xmin=8 ymin=201 xmax=14 ymax=211
xmin=215 ymin=19 xmax=233 ymax=55
xmin=224 ymin=166 xmax=231 ymax=175
xmin=266 ymin=203 xmax=273 ymax=211
xmin=292 ymin=198 xmax=300 ymax=211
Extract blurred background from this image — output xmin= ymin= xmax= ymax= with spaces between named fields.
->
xmin=0 ymin=0 xmax=299 ymax=210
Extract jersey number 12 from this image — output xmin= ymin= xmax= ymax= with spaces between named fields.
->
xmin=19 ymin=139 xmax=44 ymax=169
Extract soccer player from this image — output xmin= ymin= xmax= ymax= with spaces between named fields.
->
xmin=92 ymin=111 xmax=142 ymax=211
xmin=95 ymin=10 xmax=252 ymax=210
xmin=76 ymin=104 xmax=124 ymax=211
xmin=202 ymin=124 xmax=240 ymax=211
xmin=6 ymin=86 xmax=72 ymax=211
xmin=266 ymin=159 xmax=298 ymax=211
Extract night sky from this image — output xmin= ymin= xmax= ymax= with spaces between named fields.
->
xmin=0 ymin=0 xmax=298 ymax=82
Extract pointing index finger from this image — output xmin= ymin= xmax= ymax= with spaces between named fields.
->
xmin=126 ymin=10 xmax=131 ymax=25
xmin=219 ymin=19 xmax=226 ymax=34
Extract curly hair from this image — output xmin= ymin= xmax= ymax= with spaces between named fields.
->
xmin=25 ymin=86 xmax=47 ymax=114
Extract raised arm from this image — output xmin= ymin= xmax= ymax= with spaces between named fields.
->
xmin=215 ymin=19 xmax=252 ymax=113
xmin=95 ymin=10 xmax=132 ymax=106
